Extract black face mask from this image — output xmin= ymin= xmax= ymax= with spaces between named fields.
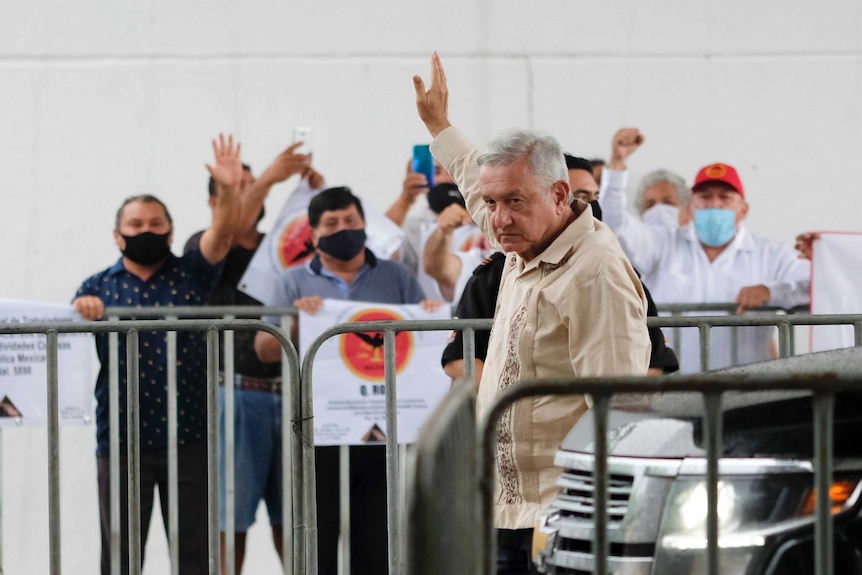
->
xmin=316 ymin=228 xmax=367 ymax=261
xmin=121 ymin=231 xmax=172 ymax=265
xmin=589 ymin=199 xmax=603 ymax=222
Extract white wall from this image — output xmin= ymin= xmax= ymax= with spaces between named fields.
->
xmin=2 ymin=0 xmax=861 ymax=572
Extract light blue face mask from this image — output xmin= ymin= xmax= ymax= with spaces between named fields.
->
xmin=693 ymin=208 xmax=736 ymax=247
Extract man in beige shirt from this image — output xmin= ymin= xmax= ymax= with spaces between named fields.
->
xmin=414 ymin=53 xmax=651 ymax=574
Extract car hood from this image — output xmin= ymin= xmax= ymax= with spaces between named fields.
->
xmin=560 ymin=347 xmax=862 ymax=459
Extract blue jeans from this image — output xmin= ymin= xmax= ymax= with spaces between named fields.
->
xmin=218 ymin=385 xmax=283 ymax=531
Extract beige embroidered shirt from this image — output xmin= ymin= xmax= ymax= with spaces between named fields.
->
xmin=432 ymin=126 xmax=651 ymax=529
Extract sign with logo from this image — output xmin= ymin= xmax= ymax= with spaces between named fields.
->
xmin=810 ymin=232 xmax=862 ymax=352
xmin=299 ymin=299 xmax=451 ymax=445
xmin=0 ymin=299 xmax=94 ymax=427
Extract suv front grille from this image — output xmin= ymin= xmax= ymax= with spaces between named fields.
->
xmin=556 ymin=468 xmax=634 ymax=524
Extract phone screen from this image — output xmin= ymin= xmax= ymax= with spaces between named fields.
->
xmin=294 ymin=126 xmax=312 ymax=152
xmin=412 ymin=144 xmax=435 ymax=188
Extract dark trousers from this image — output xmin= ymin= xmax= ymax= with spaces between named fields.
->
xmin=316 ymin=444 xmax=389 ymax=575
xmin=97 ymin=443 xmax=209 ymax=575
xmin=497 ymin=528 xmax=538 ymax=575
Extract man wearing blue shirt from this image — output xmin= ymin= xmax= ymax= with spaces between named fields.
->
xmin=73 ymin=135 xmax=242 ymax=575
xmin=254 ymin=186 xmax=437 ymax=575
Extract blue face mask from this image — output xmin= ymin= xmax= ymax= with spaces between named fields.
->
xmin=693 ymin=209 xmax=736 ymax=247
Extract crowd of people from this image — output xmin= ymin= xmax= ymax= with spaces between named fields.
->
xmin=70 ymin=52 xmax=818 ymax=575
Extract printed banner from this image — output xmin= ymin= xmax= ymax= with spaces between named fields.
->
xmin=0 ymin=299 xmax=94 ymax=427
xmin=240 ymin=179 xmax=405 ymax=305
xmin=810 ymin=232 xmax=862 ymax=352
xmin=299 ymin=299 xmax=451 ymax=445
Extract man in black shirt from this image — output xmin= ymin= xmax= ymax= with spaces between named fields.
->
xmin=184 ymin=143 xmax=323 ymax=574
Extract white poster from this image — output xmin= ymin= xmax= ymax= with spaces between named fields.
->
xmin=0 ymin=299 xmax=94 ymax=427
xmin=810 ymin=232 xmax=862 ymax=352
xmin=240 ymin=180 xmax=405 ymax=305
xmin=299 ymin=299 xmax=451 ymax=445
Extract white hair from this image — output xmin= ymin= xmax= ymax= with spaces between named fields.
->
xmin=477 ymin=128 xmax=570 ymax=201
xmin=634 ymin=169 xmax=690 ymax=212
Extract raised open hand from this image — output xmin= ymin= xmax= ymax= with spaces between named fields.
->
xmin=413 ymin=52 xmax=452 ymax=138
xmin=205 ymin=133 xmax=243 ymax=190
xmin=259 ymin=141 xmax=311 ymax=187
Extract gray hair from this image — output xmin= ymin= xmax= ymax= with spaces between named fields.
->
xmin=634 ymin=169 xmax=690 ymax=213
xmin=477 ymin=128 xmax=570 ymax=200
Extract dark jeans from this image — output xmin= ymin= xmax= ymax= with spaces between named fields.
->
xmin=97 ymin=443 xmax=208 ymax=575
xmin=316 ymin=444 xmax=389 ymax=575
xmin=497 ymin=528 xmax=538 ymax=575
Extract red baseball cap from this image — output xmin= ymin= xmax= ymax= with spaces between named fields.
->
xmin=692 ymin=163 xmax=744 ymax=197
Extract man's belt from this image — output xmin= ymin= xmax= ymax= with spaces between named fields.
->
xmin=219 ymin=373 xmax=282 ymax=394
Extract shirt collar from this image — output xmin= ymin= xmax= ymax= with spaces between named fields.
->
xmin=106 ymin=254 xmax=180 ymax=278
xmin=307 ymin=248 xmax=378 ymax=275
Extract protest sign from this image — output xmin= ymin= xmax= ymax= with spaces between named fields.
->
xmin=810 ymin=232 xmax=862 ymax=352
xmin=299 ymin=299 xmax=451 ymax=445
xmin=0 ymin=299 xmax=94 ymax=426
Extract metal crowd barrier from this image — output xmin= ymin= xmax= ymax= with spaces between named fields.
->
xmin=655 ymin=303 xmax=811 ymax=370
xmin=0 ymin=316 xmax=300 ymax=575
xmin=5 ymin=305 xmax=862 ymax=575
xmin=299 ymin=318 xmax=492 ymax=575
xmin=649 ymin=311 xmax=862 ymax=371
xmin=476 ymin=372 xmax=862 ymax=575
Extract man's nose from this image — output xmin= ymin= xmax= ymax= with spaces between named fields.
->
xmin=492 ymin=207 xmax=512 ymax=228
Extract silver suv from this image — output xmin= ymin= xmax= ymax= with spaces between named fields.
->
xmin=534 ymin=347 xmax=862 ymax=575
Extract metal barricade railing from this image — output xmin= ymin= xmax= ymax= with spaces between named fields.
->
xmin=405 ymin=381 xmax=483 ymax=575
xmin=298 ymin=318 xmax=492 ymax=575
xmin=0 ymin=317 xmax=299 ymax=575
xmin=475 ymin=372 xmax=861 ymax=575
xmin=649 ymin=312 xmax=862 ymax=371
xmin=653 ymin=303 xmax=813 ymax=371
xmin=8 ymin=305 xmax=862 ymax=574
xmin=102 ymin=306 xmax=298 ymax=575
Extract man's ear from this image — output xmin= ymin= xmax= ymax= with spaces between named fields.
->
xmin=552 ymin=180 xmax=571 ymax=211
xmin=113 ymin=229 xmax=125 ymax=251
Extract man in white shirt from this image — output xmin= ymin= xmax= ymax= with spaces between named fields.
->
xmin=598 ymin=128 xmax=810 ymax=373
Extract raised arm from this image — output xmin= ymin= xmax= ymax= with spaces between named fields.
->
xmin=423 ymin=204 xmax=473 ymax=301
xmin=200 ymin=134 xmax=243 ymax=264
xmin=414 ymin=53 xmax=495 ymax=248
xmin=598 ymin=128 xmax=667 ymax=275
xmin=237 ymin=142 xmax=310 ymax=238
xmin=386 ymin=160 xmax=430 ymax=227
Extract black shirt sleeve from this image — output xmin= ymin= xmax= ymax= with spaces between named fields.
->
xmin=441 ymin=252 xmax=505 ymax=368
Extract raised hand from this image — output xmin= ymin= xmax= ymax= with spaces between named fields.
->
xmin=303 ymin=163 xmax=326 ymax=189
xmin=402 ymin=160 xmax=430 ymax=203
xmin=259 ymin=142 xmax=311 ymax=187
xmin=413 ymin=52 xmax=452 ymax=137
xmin=608 ymin=128 xmax=644 ymax=170
xmin=437 ymin=203 xmax=472 ymax=233
xmin=206 ymin=133 xmax=244 ymax=191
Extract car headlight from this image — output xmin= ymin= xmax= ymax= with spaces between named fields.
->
xmin=654 ymin=474 xmax=861 ymax=574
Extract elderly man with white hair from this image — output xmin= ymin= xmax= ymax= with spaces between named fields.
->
xmin=413 ymin=53 xmax=651 ymax=575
